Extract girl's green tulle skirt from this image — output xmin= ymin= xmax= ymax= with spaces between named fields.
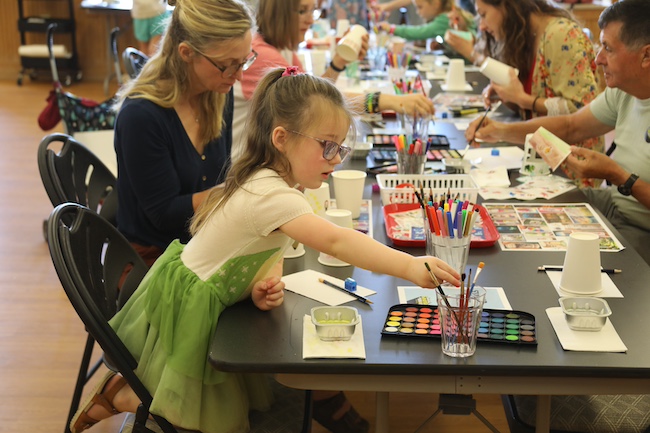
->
xmin=110 ymin=241 xmax=274 ymax=433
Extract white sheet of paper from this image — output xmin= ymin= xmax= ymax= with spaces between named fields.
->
xmin=283 ymin=269 xmax=376 ymax=306
xmin=397 ymin=286 xmax=512 ymax=310
xmin=303 ymin=315 xmax=366 ymax=359
xmin=546 ymin=307 xmax=627 ymax=352
xmin=469 ymin=166 xmax=511 ymax=187
xmin=545 ymin=271 xmax=623 ymax=298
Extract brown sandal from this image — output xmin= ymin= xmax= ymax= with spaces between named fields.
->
xmin=312 ymin=392 xmax=369 ymax=433
xmin=70 ymin=371 xmax=127 ymax=433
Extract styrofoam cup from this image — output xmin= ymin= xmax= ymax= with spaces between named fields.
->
xmin=445 ymin=59 xmax=466 ymax=91
xmin=304 ymin=182 xmax=331 ymax=218
xmin=284 ymin=241 xmax=306 ymax=258
xmin=331 ymin=169 xmax=366 ymax=218
xmin=309 ymin=50 xmax=328 ymax=76
xmin=318 ymin=209 xmax=353 ymax=267
xmin=336 ymin=24 xmax=368 ymax=62
xmin=480 ymin=57 xmax=519 ymax=86
xmin=559 ymin=232 xmax=603 ymax=295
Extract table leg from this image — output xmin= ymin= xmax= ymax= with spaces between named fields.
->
xmin=375 ymin=392 xmax=390 ymax=433
xmin=535 ymin=395 xmax=551 ymax=433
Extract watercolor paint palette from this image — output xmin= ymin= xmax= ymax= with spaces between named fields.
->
xmin=381 ymin=304 xmax=537 ymax=345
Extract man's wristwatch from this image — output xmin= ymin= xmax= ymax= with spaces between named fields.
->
xmin=617 ymin=173 xmax=639 ymax=196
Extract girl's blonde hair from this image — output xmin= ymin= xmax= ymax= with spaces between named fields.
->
xmin=113 ymin=0 xmax=253 ymax=145
xmin=190 ymin=68 xmax=356 ymax=234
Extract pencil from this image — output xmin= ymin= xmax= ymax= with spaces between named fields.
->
xmin=537 ymin=266 xmax=622 ymax=275
xmin=318 ymin=278 xmax=373 ymax=304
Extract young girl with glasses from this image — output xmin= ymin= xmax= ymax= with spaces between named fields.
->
xmin=75 ymin=66 xmax=460 ymax=433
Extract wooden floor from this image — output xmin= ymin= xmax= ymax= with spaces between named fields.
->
xmin=0 ymin=78 xmax=510 ymax=433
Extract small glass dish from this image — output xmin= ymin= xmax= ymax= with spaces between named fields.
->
xmin=311 ymin=306 xmax=360 ymax=341
xmin=559 ymin=297 xmax=612 ymax=332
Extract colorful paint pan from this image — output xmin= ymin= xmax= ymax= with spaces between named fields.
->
xmin=381 ymin=304 xmax=537 ymax=345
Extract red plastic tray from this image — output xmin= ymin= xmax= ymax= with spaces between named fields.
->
xmin=383 ymin=203 xmax=500 ymax=248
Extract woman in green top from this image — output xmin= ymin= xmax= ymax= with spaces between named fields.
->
xmin=377 ymin=0 xmax=476 ymax=48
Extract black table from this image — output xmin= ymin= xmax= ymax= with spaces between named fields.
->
xmin=210 ymin=74 xmax=650 ymax=433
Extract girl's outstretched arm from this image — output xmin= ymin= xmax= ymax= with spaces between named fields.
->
xmin=281 ymin=213 xmax=461 ymax=287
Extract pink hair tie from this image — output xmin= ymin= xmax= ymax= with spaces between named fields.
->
xmin=282 ymin=66 xmax=300 ymax=77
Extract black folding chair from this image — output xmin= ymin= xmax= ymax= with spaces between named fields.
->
xmin=122 ymin=47 xmax=149 ymax=79
xmin=47 ymin=202 xmax=169 ymax=433
xmin=37 ymin=132 xmax=117 ymax=235
xmin=48 ymin=203 xmax=313 ymax=433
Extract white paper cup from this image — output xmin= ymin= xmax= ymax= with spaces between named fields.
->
xmin=284 ymin=241 xmax=306 ymax=258
xmin=335 ymin=19 xmax=350 ymax=38
xmin=304 ymin=182 xmax=331 ymax=218
xmin=318 ymin=209 xmax=353 ymax=267
xmin=419 ymin=53 xmax=436 ymax=70
xmin=331 ymin=169 xmax=366 ymax=219
xmin=444 ymin=59 xmax=466 ymax=91
xmin=309 ymin=50 xmax=328 ymax=76
xmin=479 ymin=57 xmax=519 ymax=86
xmin=336 ymin=24 xmax=368 ymax=62
xmin=559 ymin=232 xmax=603 ymax=295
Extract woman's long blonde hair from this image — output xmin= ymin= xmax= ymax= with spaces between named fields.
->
xmin=190 ymin=68 xmax=356 ymax=234
xmin=113 ymin=0 xmax=253 ymax=144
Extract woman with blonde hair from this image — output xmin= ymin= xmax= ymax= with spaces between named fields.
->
xmin=113 ymin=0 xmax=257 ymax=265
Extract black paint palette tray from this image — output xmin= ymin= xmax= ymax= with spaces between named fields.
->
xmin=381 ymin=304 xmax=537 ymax=345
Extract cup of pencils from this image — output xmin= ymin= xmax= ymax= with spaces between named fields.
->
xmin=423 ymin=199 xmax=480 ymax=278
xmin=393 ymin=135 xmax=427 ymax=174
xmin=436 ymin=285 xmax=486 ymax=357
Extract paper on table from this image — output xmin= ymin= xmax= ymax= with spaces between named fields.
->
xmin=546 ymin=307 xmax=627 ymax=352
xmin=529 ymin=127 xmax=571 ymax=171
xmin=303 ymin=315 xmax=366 ymax=359
xmin=545 ymin=271 xmax=623 ymax=298
xmin=283 ymin=269 xmax=376 ymax=306
xmin=397 ymin=286 xmax=512 ymax=310
xmin=469 ymin=166 xmax=511 ymax=187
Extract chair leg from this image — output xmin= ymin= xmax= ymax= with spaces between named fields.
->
xmin=65 ymin=334 xmax=97 ymax=433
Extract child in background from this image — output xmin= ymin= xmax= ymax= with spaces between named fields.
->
xmin=131 ymin=0 xmax=170 ymax=56
xmin=377 ymin=0 xmax=475 ymax=49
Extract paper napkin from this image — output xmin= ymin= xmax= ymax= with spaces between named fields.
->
xmin=302 ymin=315 xmax=366 ymax=359
xmin=546 ymin=307 xmax=627 ymax=352
xmin=544 ymin=271 xmax=623 ymax=298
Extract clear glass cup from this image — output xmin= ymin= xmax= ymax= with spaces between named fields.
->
xmin=396 ymin=152 xmax=426 ymax=174
xmin=426 ymin=234 xmax=471 ymax=281
xmin=436 ymin=286 xmax=486 ymax=357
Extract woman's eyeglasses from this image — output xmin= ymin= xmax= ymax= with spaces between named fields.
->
xmin=201 ymin=50 xmax=258 ymax=78
xmin=289 ymin=130 xmax=351 ymax=162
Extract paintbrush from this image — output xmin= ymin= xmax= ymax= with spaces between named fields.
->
xmin=469 ymin=261 xmax=485 ymax=296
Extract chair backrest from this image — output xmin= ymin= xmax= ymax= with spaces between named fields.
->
xmin=47 ymin=202 xmax=177 ymax=433
xmin=110 ymin=27 xmax=124 ymax=85
xmin=122 ymin=47 xmax=149 ymax=79
xmin=37 ymin=132 xmax=118 ymax=226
